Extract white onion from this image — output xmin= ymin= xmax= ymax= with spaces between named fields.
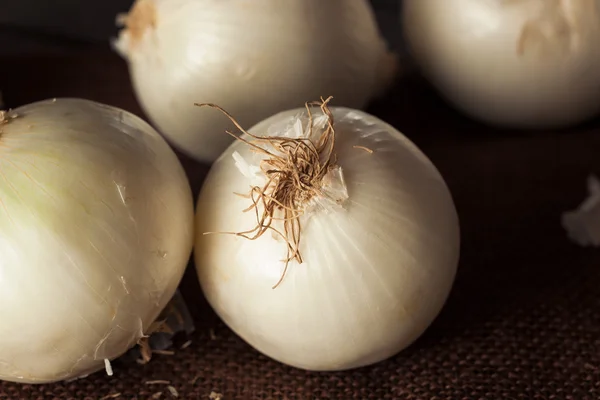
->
xmin=194 ymin=99 xmax=460 ymax=371
xmin=562 ymin=175 xmax=600 ymax=247
xmin=402 ymin=0 xmax=600 ymax=129
xmin=113 ymin=0 xmax=397 ymax=163
xmin=0 ymin=98 xmax=194 ymax=383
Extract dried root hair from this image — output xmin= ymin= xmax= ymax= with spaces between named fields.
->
xmin=195 ymin=96 xmax=338 ymax=288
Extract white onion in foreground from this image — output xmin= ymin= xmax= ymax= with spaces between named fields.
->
xmin=195 ymin=100 xmax=460 ymax=371
xmin=402 ymin=0 xmax=600 ymax=129
xmin=0 ymin=99 xmax=194 ymax=383
xmin=114 ymin=0 xmax=397 ymax=163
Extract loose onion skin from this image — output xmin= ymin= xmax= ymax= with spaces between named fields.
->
xmin=0 ymin=99 xmax=194 ymax=383
xmin=402 ymin=0 xmax=600 ymax=129
xmin=114 ymin=0 xmax=397 ymax=163
xmin=195 ymin=105 xmax=460 ymax=371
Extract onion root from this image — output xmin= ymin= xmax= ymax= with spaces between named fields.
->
xmin=195 ymin=97 xmax=339 ymax=288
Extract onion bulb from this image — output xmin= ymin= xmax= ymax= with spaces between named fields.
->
xmin=113 ymin=0 xmax=397 ymax=163
xmin=194 ymin=98 xmax=460 ymax=371
xmin=402 ymin=0 xmax=600 ymax=129
xmin=0 ymin=98 xmax=194 ymax=383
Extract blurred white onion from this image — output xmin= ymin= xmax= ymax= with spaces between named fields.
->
xmin=403 ymin=0 xmax=600 ymax=129
xmin=114 ymin=0 xmax=397 ymax=163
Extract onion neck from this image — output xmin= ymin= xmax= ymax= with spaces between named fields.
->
xmin=116 ymin=0 xmax=157 ymax=53
xmin=515 ymin=0 xmax=600 ymax=57
xmin=0 ymin=110 xmax=18 ymax=130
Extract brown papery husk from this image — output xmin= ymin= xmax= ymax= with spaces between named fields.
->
xmin=135 ymin=318 xmax=171 ymax=364
xmin=119 ymin=0 xmax=157 ymax=50
xmin=0 ymin=109 xmax=18 ymax=124
xmin=195 ymin=96 xmax=339 ymax=289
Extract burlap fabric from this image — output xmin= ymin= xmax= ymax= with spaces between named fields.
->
xmin=1 ymin=51 xmax=599 ymax=399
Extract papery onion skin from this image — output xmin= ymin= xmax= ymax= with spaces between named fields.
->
xmin=194 ymin=107 xmax=460 ymax=371
xmin=0 ymin=99 xmax=194 ymax=384
xmin=114 ymin=0 xmax=397 ymax=163
xmin=402 ymin=0 xmax=600 ymax=129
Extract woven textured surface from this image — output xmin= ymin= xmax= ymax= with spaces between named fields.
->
xmin=1 ymin=51 xmax=600 ymax=399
